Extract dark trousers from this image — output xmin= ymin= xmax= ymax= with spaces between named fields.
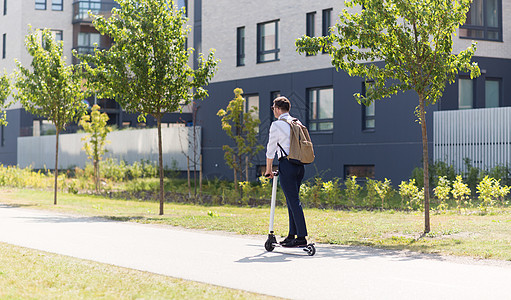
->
xmin=279 ymin=158 xmax=307 ymax=237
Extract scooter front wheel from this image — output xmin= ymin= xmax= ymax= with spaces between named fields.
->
xmin=264 ymin=239 xmax=275 ymax=252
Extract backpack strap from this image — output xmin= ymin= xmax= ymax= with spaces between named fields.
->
xmin=277 ymin=142 xmax=288 ymax=157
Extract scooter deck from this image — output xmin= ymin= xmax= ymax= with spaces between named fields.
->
xmin=271 ymin=242 xmax=315 ymax=248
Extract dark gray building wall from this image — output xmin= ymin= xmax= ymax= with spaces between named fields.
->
xmin=0 ymin=109 xmax=21 ymax=165
xmin=198 ymin=67 xmax=437 ymax=184
xmin=439 ymin=56 xmax=511 ymax=111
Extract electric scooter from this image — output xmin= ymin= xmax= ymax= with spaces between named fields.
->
xmin=264 ymin=170 xmax=316 ymax=256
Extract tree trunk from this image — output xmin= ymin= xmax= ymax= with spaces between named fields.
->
xmin=193 ymin=125 xmax=197 ymax=198
xmin=156 ymin=115 xmax=164 ymax=215
xmin=234 ymin=166 xmax=238 ymax=192
xmin=418 ymin=95 xmax=431 ymax=233
xmin=199 ymin=154 xmax=203 ymax=199
xmin=53 ymin=128 xmax=60 ymax=205
xmin=187 ymin=156 xmax=191 ymax=198
xmin=245 ymin=156 xmax=249 ymax=182
xmin=94 ymin=159 xmax=99 ymax=194
xmin=233 ymin=154 xmax=238 ymax=192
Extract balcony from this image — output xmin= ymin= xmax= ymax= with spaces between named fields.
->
xmin=73 ymin=0 xmax=119 ymax=24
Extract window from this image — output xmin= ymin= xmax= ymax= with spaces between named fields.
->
xmin=257 ymin=20 xmax=279 ymax=63
xmin=77 ymin=32 xmax=101 ymax=54
xmin=270 ymin=91 xmax=281 ymax=122
xmin=308 ymin=87 xmax=334 ymax=131
xmin=52 ymin=0 xmax=62 ymax=11
xmin=177 ymin=0 xmax=187 ymax=16
xmin=458 ymin=78 xmax=474 ymax=110
xmin=306 ymin=12 xmax=316 ymax=57
xmin=345 ymin=165 xmax=375 ymax=180
xmin=270 ymin=91 xmax=281 ymax=101
xmin=362 ymin=81 xmax=375 ymax=130
xmin=322 ymin=8 xmax=332 ymax=36
xmin=245 ymin=94 xmax=259 ymax=133
xmin=77 ymin=0 xmax=101 ymax=19
xmin=52 ymin=30 xmax=63 ymax=42
xmin=460 ymin=0 xmax=501 ymax=41
xmin=245 ymin=94 xmax=259 ymax=114
xmin=363 ymin=102 xmax=375 ymax=130
xmin=306 ymin=12 xmax=315 ymax=37
xmin=35 ymin=0 xmax=46 ymax=10
xmin=322 ymin=8 xmax=332 ymax=53
xmin=485 ymin=78 xmax=500 ymax=108
xmin=41 ymin=30 xmax=62 ymax=48
xmin=236 ymin=27 xmax=245 ymax=66
xmin=2 ymin=33 xmax=5 ymax=59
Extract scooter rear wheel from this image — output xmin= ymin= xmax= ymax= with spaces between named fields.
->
xmin=305 ymin=244 xmax=316 ymax=256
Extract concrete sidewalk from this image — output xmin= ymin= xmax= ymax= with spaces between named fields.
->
xmin=0 ymin=204 xmax=510 ymax=299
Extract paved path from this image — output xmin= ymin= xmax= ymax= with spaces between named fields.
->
xmin=1 ymin=204 xmax=510 ymax=299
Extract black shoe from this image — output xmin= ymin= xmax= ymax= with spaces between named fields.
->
xmin=279 ymin=235 xmax=295 ymax=245
xmin=282 ymin=238 xmax=307 ymax=248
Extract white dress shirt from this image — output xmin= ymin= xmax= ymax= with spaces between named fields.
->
xmin=266 ymin=113 xmax=301 ymax=160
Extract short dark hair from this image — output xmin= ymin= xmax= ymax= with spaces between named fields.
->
xmin=273 ymin=96 xmax=290 ymax=112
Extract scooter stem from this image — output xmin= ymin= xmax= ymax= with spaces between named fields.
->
xmin=269 ymin=172 xmax=278 ymax=233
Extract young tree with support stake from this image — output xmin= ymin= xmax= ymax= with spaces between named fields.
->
xmin=86 ymin=0 xmax=218 ymax=215
xmin=217 ymin=88 xmax=264 ymax=193
xmin=296 ymin=0 xmax=480 ymax=233
xmin=79 ymin=104 xmax=112 ymax=193
xmin=15 ymin=29 xmax=88 ymax=205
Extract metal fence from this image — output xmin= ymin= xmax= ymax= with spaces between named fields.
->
xmin=433 ymin=107 xmax=511 ymax=173
xmin=17 ymin=126 xmax=201 ymax=170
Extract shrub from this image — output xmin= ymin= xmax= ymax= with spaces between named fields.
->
xmin=364 ymin=178 xmax=379 ymax=207
xmin=101 ymin=158 xmax=127 ymax=181
xmin=258 ymin=175 xmax=272 ymax=200
xmin=309 ymin=177 xmax=324 ymax=208
xmin=489 ymin=165 xmax=511 ymax=187
xmin=431 ymin=161 xmax=457 ymax=186
xmin=433 ymin=176 xmax=451 ymax=212
xmin=374 ymin=178 xmax=394 ymax=210
xmin=399 ymin=179 xmax=419 ymax=208
xmin=496 ymin=183 xmax=511 ymax=207
xmin=299 ymin=183 xmax=311 ymax=207
xmin=238 ymin=181 xmax=252 ymax=205
xmin=464 ymin=158 xmax=481 ymax=195
xmin=451 ymin=175 xmax=471 ymax=213
xmin=476 ymin=176 xmax=498 ymax=212
xmin=344 ymin=175 xmax=362 ymax=206
xmin=322 ymin=178 xmax=341 ymax=207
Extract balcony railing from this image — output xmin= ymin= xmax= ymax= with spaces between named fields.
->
xmin=73 ymin=1 xmax=119 ymax=23
xmin=434 ymin=107 xmax=511 ymax=173
xmin=74 ymin=45 xmax=102 ymax=55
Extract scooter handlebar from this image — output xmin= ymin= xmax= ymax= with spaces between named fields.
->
xmin=264 ymin=170 xmax=279 ymax=177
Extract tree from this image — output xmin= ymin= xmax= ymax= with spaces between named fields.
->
xmin=296 ymin=0 xmax=480 ymax=233
xmin=0 ymin=72 xmax=10 ymax=125
xmin=217 ymin=88 xmax=264 ymax=192
xmin=79 ymin=104 xmax=112 ymax=193
xmin=86 ymin=0 xmax=218 ymax=215
xmin=15 ymin=29 xmax=88 ymax=205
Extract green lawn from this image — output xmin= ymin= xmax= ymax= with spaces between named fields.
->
xmin=1 ymin=188 xmax=511 ymax=261
xmin=0 ymin=242 xmax=277 ymax=299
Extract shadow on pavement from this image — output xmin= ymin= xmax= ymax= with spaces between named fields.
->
xmin=0 ymin=203 xmax=35 ymax=209
xmin=14 ymin=215 xmax=113 ymax=224
xmin=237 ymin=242 xmax=446 ymax=264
